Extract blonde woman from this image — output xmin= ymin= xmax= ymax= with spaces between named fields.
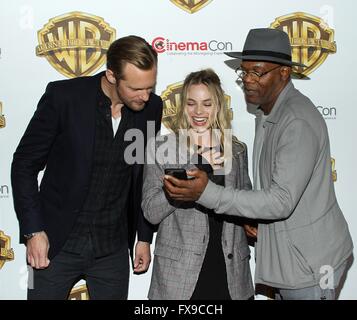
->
xmin=142 ymin=69 xmax=254 ymax=300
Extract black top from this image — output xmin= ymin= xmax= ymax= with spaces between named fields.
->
xmin=63 ymin=89 xmax=134 ymax=257
xmin=190 ymin=147 xmax=231 ymax=300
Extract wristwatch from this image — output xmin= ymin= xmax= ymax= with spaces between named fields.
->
xmin=24 ymin=232 xmax=42 ymax=240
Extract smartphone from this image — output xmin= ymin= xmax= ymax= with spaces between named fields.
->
xmin=164 ymin=168 xmax=188 ymax=180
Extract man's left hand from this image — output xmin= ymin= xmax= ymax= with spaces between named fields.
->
xmin=133 ymin=241 xmax=151 ymax=274
xmin=163 ymin=169 xmax=208 ymax=201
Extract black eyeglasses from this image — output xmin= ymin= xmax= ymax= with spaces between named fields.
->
xmin=235 ymin=65 xmax=281 ymax=82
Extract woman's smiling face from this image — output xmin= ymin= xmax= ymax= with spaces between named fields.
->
xmin=185 ymin=83 xmax=216 ymax=133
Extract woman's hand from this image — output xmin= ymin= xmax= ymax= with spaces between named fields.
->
xmin=198 ymin=147 xmax=224 ymax=170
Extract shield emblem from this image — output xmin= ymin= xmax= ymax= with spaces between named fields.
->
xmin=0 ymin=230 xmax=14 ymax=269
xmin=270 ymin=12 xmax=336 ymax=76
xmin=69 ymin=284 xmax=89 ymax=300
xmin=161 ymin=81 xmax=232 ymax=132
xmin=331 ymin=158 xmax=337 ymax=182
xmin=161 ymin=82 xmax=183 ymax=132
xmin=36 ymin=12 xmax=116 ymax=78
xmin=0 ymin=102 xmax=5 ymax=129
xmin=170 ymin=0 xmax=213 ymax=14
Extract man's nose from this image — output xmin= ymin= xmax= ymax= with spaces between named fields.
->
xmin=140 ymin=90 xmax=150 ymax=101
xmin=242 ymin=73 xmax=255 ymax=85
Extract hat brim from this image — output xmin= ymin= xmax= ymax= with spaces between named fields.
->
xmin=224 ymin=51 xmax=306 ymax=68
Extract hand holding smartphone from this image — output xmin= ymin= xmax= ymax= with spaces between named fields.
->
xmin=164 ymin=168 xmax=188 ymax=180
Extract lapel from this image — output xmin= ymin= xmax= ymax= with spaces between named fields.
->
xmin=225 ymin=144 xmax=239 ymax=188
xmin=258 ymin=81 xmax=294 ymax=188
xmin=224 ymin=160 xmax=236 ymax=188
xmin=74 ymin=72 xmax=104 ymax=177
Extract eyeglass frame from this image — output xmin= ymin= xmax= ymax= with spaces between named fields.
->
xmin=235 ymin=65 xmax=282 ymax=82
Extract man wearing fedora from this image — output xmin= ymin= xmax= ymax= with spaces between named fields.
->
xmin=162 ymin=28 xmax=353 ymax=300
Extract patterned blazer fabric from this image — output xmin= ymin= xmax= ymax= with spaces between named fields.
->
xmin=142 ymin=135 xmax=254 ymax=300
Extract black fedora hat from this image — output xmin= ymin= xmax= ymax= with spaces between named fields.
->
xmin=225 ymin=28 xmax=306 ymax=67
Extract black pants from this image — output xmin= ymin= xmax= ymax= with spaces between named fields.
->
xmin=28 ymin=236 xmax=129 ymax=300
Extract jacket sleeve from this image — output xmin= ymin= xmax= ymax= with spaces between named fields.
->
xmin=198 ymin=118 xmax=319 ymax=220
xmin=141 ymin=142 xmax=177 ymax=225
xmin=239 ymin=144 xmax=258 ymax=228
xmin=11 ymin=82 xmax=60 ymax=239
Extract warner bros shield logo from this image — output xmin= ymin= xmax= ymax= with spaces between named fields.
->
xmin=36 ymin=12 xmax=116 ymax=78
xmin=160 ymin=81 xmax=232 ymax=132
xmin=270 ymin=12 xmax=336 ymax=77
xmin=170 ymin=0 xmax=213 ymax=14
xmin=0 ymin=102 xmax=5 ymax=129
xmin=69 ymin=284 xmax=89 ymax=300
xmin=0 ymin=230 xmax=14 ymax=270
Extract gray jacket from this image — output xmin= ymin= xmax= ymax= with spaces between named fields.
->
xmin=142 ymin=135 xmax=254 ymax=299
xmin=198 ymin=81 xmax=353 ymax=289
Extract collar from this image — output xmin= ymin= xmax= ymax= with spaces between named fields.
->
xmin=260 ymin=80 xmax=294 ymax=124
xmin=97 ymin=73 xmax=112 ymax=109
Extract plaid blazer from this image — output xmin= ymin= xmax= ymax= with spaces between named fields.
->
xmin=142 ymin=134 xmax=254 ymax=299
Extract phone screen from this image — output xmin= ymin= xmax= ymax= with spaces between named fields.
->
xmin=164 ymin=168 xmax=188 ymax=180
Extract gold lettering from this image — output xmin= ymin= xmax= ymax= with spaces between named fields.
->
xmin=301 ymin=21 xmax=321 ymax=68
xmin=47 ymin=22 xmax=77 ymax=72
xmin=79 ymin=21 xmax=101 ymax=73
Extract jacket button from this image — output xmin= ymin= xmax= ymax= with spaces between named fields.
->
xmin=228 ymin=253 xmax=233 ymax=259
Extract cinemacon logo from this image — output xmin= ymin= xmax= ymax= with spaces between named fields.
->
xmin=152 ymin=36 xmax=232 ymax=53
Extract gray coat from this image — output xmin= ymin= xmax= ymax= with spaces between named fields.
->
xmin=198 ymin=81 xmax=353 ymax=289
xmin=142 ymin=134 xmax=254 ymax=299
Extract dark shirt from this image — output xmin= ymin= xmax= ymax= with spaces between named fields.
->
xmin=190 ymin=147 xmax=231 ymax=300
xmin=63 ymin=87 xmax=134 ymax=257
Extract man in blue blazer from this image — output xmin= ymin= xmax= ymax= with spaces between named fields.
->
xmin=11 ymin=35 xmax=163 ymax=299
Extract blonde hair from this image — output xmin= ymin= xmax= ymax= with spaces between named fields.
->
xmin=175 ymin=68 xmax=236 ymax=152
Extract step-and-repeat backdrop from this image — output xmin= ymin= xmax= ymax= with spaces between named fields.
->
xmin=0 ymin=0 xmax=356 ymax=299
